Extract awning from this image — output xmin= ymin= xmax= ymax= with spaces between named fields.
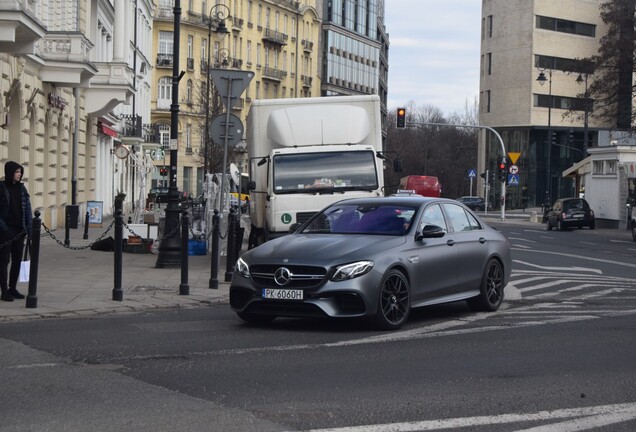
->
xmin=99 ymin=123 xmax=118 ymax=137
xmin=562 ymin=156 xmax=591 ymax=178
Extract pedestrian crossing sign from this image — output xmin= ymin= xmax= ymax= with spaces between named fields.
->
xmin=507 ymin=174 xmax=519 ymax=186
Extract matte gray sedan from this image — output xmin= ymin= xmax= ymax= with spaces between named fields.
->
xmin=230 ymin=197 xmax=512 ymax=330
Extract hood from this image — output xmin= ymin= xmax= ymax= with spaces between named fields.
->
xmin=244 ymin=234 xmax=407 ymax=266
xmin=4 ymin=161 xmax=23 ymax=184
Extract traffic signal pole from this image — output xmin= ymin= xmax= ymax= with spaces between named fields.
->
xmin=400 ymin=118 xmax=507 ymax=221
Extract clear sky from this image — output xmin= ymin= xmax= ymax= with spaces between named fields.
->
xmin=385 ymin=0 xmax=482 ymax=116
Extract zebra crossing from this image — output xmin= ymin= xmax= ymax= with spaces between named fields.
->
xmin=499 ymin=267 xmax=636 ymax=325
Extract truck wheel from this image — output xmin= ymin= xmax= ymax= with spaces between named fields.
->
xmin=248 ymin=224 xmax=263 ymax=249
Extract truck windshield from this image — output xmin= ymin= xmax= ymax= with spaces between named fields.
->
xmin=272 ymin=151 xmax=378 ymax=193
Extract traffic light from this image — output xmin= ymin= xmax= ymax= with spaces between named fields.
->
xmin=480 ymin=172 xmax=487 ymax=180
xmin=497 ymin=159 xmax=507 ymax=182
xmin=160 ymin=167 xmax=168 ymax=176
xmin=396 ymin=108 xmax=406 ymax=128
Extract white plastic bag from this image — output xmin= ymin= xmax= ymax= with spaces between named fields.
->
xmin=19 ymin=260 xmax=30 ymax=282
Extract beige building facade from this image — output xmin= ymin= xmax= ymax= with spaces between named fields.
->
xmin=149 ymin=0 xmax=322 ymax=195
xmin=479 ymin=0 xmax=609 ymax=210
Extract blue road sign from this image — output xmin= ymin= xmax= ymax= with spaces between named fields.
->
xmin=507 ymin=174 xmax=519 ymax=186
xmin=468 ymin=169 xmax=476 ymax=178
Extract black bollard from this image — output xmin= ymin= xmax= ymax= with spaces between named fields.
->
xmin=209 ymin=210 xmax=220 ymax=289
xmin=225 ymin=208 xmax=237 ymax=282
xmin=25 ymin=211 xmax=42 ymax=309
xmin=64 ymin=207 xmax=71 ymax=246
xmin=112 ymin=206 xmax=123 ymax=301
xmin=179 ymin=205 xmax=189 ymax=295
xmin=83 ymin=211 xmax=89 ymax=239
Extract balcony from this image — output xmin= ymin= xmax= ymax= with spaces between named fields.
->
xmin=157 ymin=54 xmax=173 ymax=67
xmin=262 ymin=28 xmax=286 ymax=47
xmin=156 ymin=7 xmax=173 ymax=19
xmin=187 ymin=57 xmax=194 ymax=70
xmin=301 ymin=40 xmax=313 ymax=52
xmin=201 ymin=59 xmax=208 ymax=73
xmin=122 ymin=115 xmax=143 ymax=138
xmin=0 ymin=0 xmax=46 ymax=54
xmin=84 ymin=62 xmax=135 ymax=116
xmin=233 ymin=17 xmax=244 ymax=30
xmin=230 ymin=58 xmax=243 ymax=69
xmin=262 ymin=66 xmax=284 ymax=81
xmin=232 ymin=98 xmax=244 ymax=110
xmin=301 ymin=75 xmax=312 ymax=88
xmin=36 ymin=32 xmax=97 ymax=86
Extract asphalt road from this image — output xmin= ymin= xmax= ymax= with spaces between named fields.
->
xmin=0 ymin=223 xmax=635 ymax=431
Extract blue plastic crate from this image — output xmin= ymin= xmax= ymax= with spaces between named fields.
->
xmin=188 ymin=240 xmax=207 ymax=256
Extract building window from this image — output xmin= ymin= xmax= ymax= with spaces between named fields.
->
xmin=487 ymin=52 xmax=492 ymax=75
xmin=606 ymin=160 xmax=616 ymax=175
xmin=487 ymin=15 xmax=493 ymax=38
xmin=158 ymin=77 xmax=171 ymax=101
xmin=536 ymin=15 xmax=595 ymax=37
xmin=593 ymin=161 xmax=604 ymax=175
xmin=158 ymin=31 xmax=174 ymax=55
xmin=185 ymin=124 xmax=192 ymax=152
xmin=158 ymin=123 xmax=170 ymax=150
xmin=534 ymin=94 xmax=589 ymax=111
xmin=485 ymin=90 xmax=491 ymax=113
xmin=534 ymin=55 xmax=593 ymax=74
xmin=186 ymin=79 xmax=192 ymax=103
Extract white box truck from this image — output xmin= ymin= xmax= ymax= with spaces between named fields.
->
xmin=246 ymin=95 xmax=387 ymax=247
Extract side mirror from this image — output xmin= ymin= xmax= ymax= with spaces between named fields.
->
xmin=257 ymin=157 xmax=268 ymax=167
xmin=415 ymin=224 xmax=446 ymax=240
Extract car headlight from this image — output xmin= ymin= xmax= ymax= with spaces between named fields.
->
xmin=235 ymin=257 xmax=250 ymax=278
xmin=331 ymin=260 xmax=374 ymax=281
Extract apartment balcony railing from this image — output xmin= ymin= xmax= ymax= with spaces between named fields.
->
xmin=232 ymin=98 xmax=245 ymax=110
xmin=230 ymin=58 xmax=243 ymax=69
xmin=201 ymin=60 xmax=208 ymax=72
xmin=186 ymin=57 xmax=194 ymax=70
xmin=233 ymin=17 xmax=244 ymax=30
xmin=262 ymin=28 xmax=287 ymax=46
xmin=301 ymin=75 xmax=312 ymax=88
xmin=122 ymin=115 xmax=143 ymax=138
xmin=142 ymin=123 xmax=160 ymax=144
xmin=157 ymin=54 xmax=173 ymax=67
xmin=156 ymin=7 xmax=173 ymax=19
xmin=301 ymin=39 xmax=313 ymax=52
xmin=262 ymin=66 xmax=284 ymax=81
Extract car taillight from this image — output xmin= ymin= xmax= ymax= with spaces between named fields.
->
xmin=562 ymin=212 xmax=566 ymax=219
xmin=590 ymin=210 xmax=594 ymax=217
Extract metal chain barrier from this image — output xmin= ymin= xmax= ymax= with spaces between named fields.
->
xmin=41 ymin=220 xmax=115 ymax=250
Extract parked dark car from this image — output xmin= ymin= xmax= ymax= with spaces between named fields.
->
xmin=631 ymin=213 xmax=636 ymax=242
xmin=456 ymin=196 xmax=488 ymax=211
xmin=545 ymin=198 xmax=595 ymax=231
xmin=230 ymin=196 xmax=512 ymax=330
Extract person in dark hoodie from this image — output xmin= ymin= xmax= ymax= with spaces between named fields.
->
xmin=0 ymin=161 xmax=32 ymax=301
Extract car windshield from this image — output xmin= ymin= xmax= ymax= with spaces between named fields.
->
xmin=301 ymin=204 xmax=417 ymax=236
xmin=272 ymin=151 xmax=378 ymax=194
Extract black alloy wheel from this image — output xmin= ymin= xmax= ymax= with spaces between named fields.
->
xmin=468 ymin=259 xmax=504 ymax=312
xmin=374 ymin=269 xmax=410 ymax=330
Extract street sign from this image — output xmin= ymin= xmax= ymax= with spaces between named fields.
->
xmin=468 ymin=169 xmax=476 ymax=178
xmin=507 ymin=174 xmax=519 ymax=186
xmin=509 ymin=164 xmax=519 ymax=174
xmin=210 ymin=113 xmax=244 ymax=147
xmin=508 ymin=152 xmax=521 ymax=164
xmin=208 ymin=69 xmax=254 ymax=110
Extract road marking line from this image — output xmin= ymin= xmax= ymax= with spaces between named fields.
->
xmin=302 ymin=402 xmax=636 ymax=432
xmin=519 ymin=280 xmax=571 ymax=292
xmin=511 ymin=248 xmax=636 ymax=269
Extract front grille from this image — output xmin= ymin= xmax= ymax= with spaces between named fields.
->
xmin=246 ymin=301 xmax=327 ymax=318
xmin=250 ymin=264 xmax=326 ymax=289
xmin=296 ymin=212 xmax=316 ymax=224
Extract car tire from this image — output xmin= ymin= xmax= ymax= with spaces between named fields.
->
xmin=237 ymin=311 xmax=276 ymax=324
xmin=546 ymin=220 xmax=552 ymax=231
xmin=468 ymin=259 xmax=504 ymax=312
xmin=632 ymin=223 xmax=636 ymax=241
xmin=373 ymin=269 xmax=410 ymax=331
xmin=557 ymin=220 xmax=566 ymax=231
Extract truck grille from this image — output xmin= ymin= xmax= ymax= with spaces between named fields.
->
xmin=296 ymin=212 xmax=316 ymax=224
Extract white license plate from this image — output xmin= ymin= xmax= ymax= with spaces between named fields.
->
xmin=573 ymin=214 xmax=583 ymax=218
xmin=262 ymin=288 xmax=304 ymax=300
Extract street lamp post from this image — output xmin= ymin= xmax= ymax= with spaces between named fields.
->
xmin=204 ymin=4 xmax=230 ymax=176
xmin=155 ymin=0 xmax=184 ymax=268
xmin=536 ymin=68 xmax=552 ymax=210
xmin=576 ymin=73 xmax=590 ymax=153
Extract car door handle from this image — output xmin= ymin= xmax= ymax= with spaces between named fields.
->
xmin=479 ymin=237 xmax=486 ymax=244
xmin=446 ymin=239 xmax=455 ymax=246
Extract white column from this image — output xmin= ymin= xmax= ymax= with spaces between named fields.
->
xmin=113 ymin=0 xmax=126 ymax=61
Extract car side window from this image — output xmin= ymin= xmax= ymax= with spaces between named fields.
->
xmin=419 ymin=204 xmax=447 ymax=232
xmin=466 ymin=210 xmax=482 ymax=230
xmin=443 ymin=203 xmax=473 ymax=232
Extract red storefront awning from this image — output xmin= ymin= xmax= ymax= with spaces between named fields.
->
xmin=99 ymin=123 xmax=118 ymax=137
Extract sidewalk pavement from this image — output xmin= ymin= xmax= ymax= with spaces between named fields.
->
xmin=0 ymin=207 xmax=542 ymax=323
xmin=0 ymin=219 xmax=232 ymax=323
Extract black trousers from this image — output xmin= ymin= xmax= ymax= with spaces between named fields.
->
xmin=0 ymin=228 xmax=26 ymax=292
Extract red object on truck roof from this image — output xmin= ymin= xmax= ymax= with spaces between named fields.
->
xmin=399 ymin=175 xmax=442 ymax=197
